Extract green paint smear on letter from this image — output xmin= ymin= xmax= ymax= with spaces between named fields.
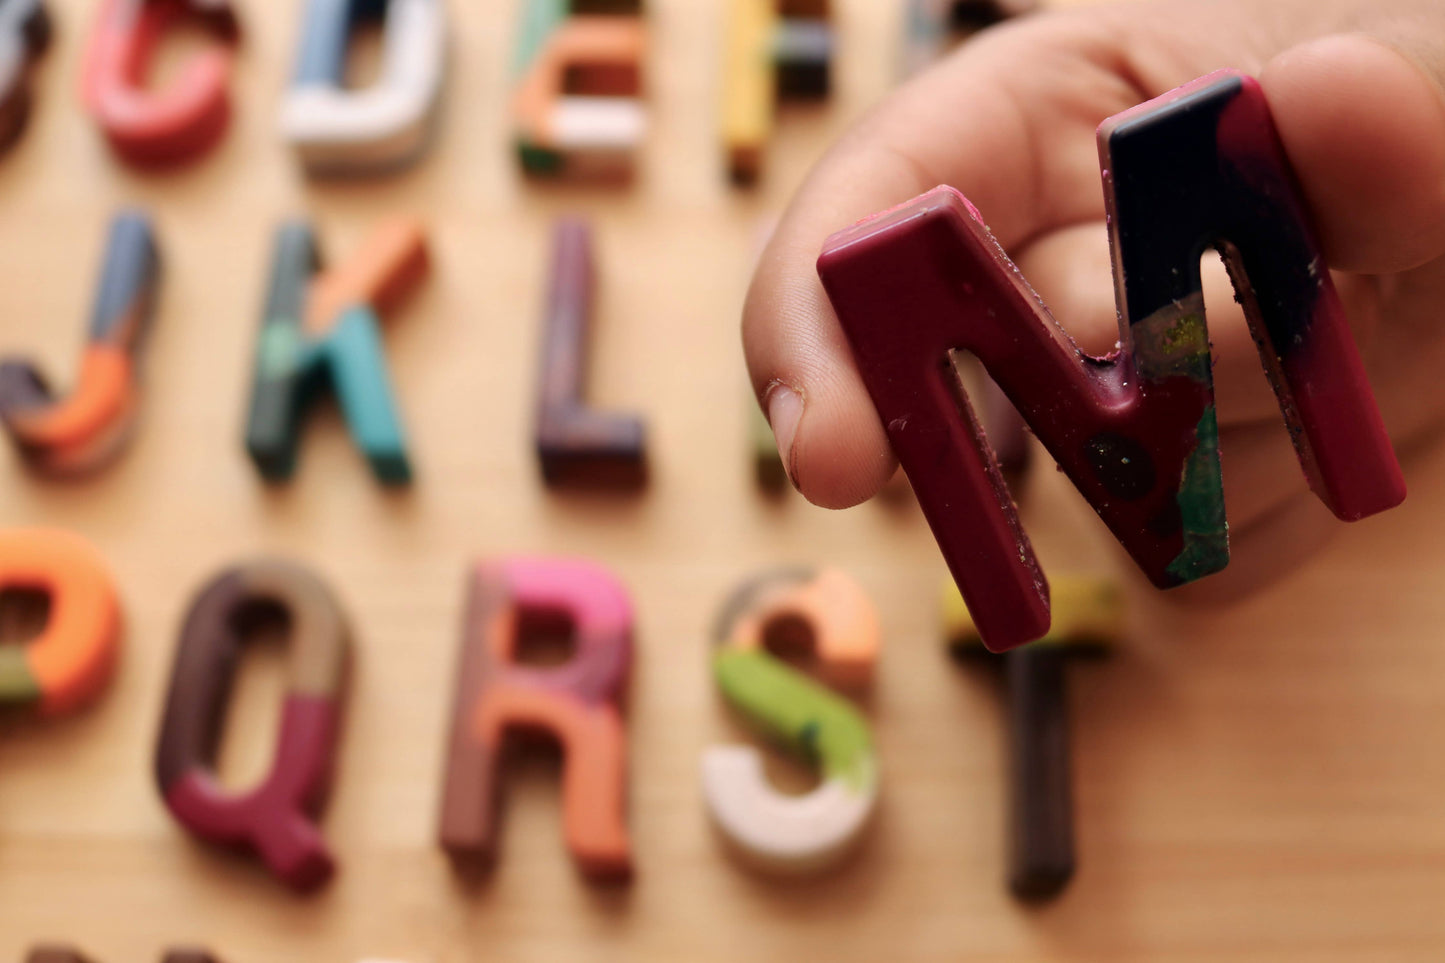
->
xmin=0 ymin=648 xmax=41 ymax=706
xmin=512 ymin=0 xmax=568 ymax=77
xmin=1166 ymin=405 xmax=1230 ymax=582
xmin=258 ymin=323 xmax=306 ymax=379
xmin=713 ymin=648 xmax=874 ymax=793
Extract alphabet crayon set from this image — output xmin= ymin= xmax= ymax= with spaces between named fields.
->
xmin=0 ymin=0 xmax=1423 ymax=959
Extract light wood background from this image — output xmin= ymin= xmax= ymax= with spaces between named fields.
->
xmin=0 ymin=0 xmax=1443 ymax=960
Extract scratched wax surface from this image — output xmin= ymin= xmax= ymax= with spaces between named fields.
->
xmin=0 ymin=0 xmax=1442 ymax=961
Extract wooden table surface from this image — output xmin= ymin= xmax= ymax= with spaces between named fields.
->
xmin=1 ymin=0 xmax=1443 ymax=960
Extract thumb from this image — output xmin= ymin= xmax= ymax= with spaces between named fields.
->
xmin=1263 ymin=30 xmax=1445 ymax=275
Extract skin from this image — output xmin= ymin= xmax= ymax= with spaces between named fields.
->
xmin=743 ymin=0 xmax=1445 ymax=599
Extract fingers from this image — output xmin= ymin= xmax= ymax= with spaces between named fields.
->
xmin=1354 ymin=254 xmax=1445 ymax=447
xmin=743 ymin=14 xmax=1141 ymax=508
xmin=1010 ymin=226 xmax=1388 ymax=430
xmin=1008 ymin=224 xmax=1118 ymax=356
xmin=744 ymin=147 xmax=923 ymax=508
xmin=1010 ymin=224 xmax=1273 ymax=414
xmin=1011 ymin=231 xmax=1282 ymax=425
xmin=1263 ymin=32 xmax=1445 ymax=274
xmin=745 ymin=10 xmax=1445 ymax=512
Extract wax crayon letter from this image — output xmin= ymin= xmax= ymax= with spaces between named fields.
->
xmin=513 ymin=0 xmax=646 ymax=178
xmin=244 ymin=218 xmax=428 ymax=485
xmin=945 ymin=575 xmax=1119 ymax=899
xmin=0 ymin=212 xmax=159 ymax=475
xmin=80 ymin=0 xmax=240 ymax=165
xmin=0 ymin=0 xmax=51 ymax=151
xmin=721 ymin=0 xmax=832 ymax=184
xmin=703 ymin=567 xmax=879 ymax=874
xmin=817 ymin=69 xmax=1403 ymax=652
xmin=534 ymin=217 xmax=647 ymax=487
xmin=281 ymin=0 xmax=446 ymax=173
xmin=439 ymin=557 xmax=633 ymax=879
xmin=155 ymin=559 xmax=350 ymax=891
xmin=0 ymin=528 xmax=120 ymax=716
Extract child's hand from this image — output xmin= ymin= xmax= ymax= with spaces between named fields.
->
xmin=743 ymin=0 xmax=1445 ymax=584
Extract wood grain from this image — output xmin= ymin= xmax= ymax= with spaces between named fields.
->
xmin=0 ymin=0 xmax=1442 ymax=960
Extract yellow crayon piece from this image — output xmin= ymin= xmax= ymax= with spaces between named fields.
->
xmin=722 ymin=0 xmax=776 ymax=185
xmin=943 ymin=574 xmax=1123 ymax=649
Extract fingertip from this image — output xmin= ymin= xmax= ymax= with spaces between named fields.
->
xmin=1263 ymin=33 xmax=1445 ymax=274
xmin=763 ymin=380 xmax=803 ymax=480
xmin=787 ymin=378 xmax=900 ymax=509
xmin=748 ymin=330 xmax=898 ymax=512
xmin=745 ymin=299 xmax=898 ymax=510
xmin=743 ymin=207 xmax=901 ymax=511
